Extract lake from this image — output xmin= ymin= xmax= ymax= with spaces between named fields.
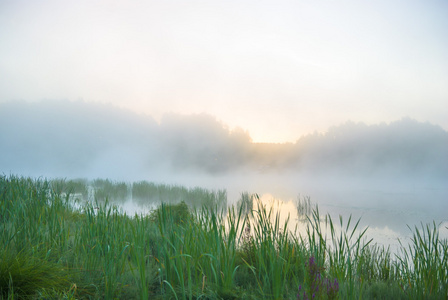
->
xmin=106 ymin=172 xmax=448 ymax=255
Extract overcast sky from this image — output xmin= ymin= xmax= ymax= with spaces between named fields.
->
xmin=1 ymin=0 xmax=447 ymax=142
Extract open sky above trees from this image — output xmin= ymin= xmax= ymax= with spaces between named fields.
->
xmin=1 ymin=0 xmax=447 ymax=143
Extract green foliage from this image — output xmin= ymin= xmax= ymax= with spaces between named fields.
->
xmin=150 ymin=201 xmax=193 ymax=226
xmin=298 ymin=256 xmax=339 ymax=300
xmin=245 ymin=196 xmax=302 ymax=298
xmin=396 ymin=222 xmax=448 ymax=299
xmin=50 ymin=178 xmax=89 ymax=199
xmin=363 ymin=281 xmax=407 ymax=300
xmin=236 ymin=192 xmax=254 ymax=216
xmin=93 ymin=178 xmax=128 ymax=202
xmin=1 ymin=174 xmax=447 ymax=299
xmin=132 ymin=180 xmax=227 ymax=211
xmin=0 ymin=248 xmax=69 ymax=299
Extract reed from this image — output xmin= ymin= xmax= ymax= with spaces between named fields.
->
xmin=296 ymin=195 xmax=313 ymax=221
xmin=50 ymin=178 xmax=89 ymax=199
xmin=236 ymin=191 xmax=254 ymax=216
xmin=132 ymin=180 xmax=227 ymax=211
xmin=93 ymin=178 xmax=128 ymax=202
xmin=244 ymin=196 xmax=299 ymax=298
xmin=1 ymin=174 xmax=447 ymax=299
xmin=396 ymin=222 xmax=448 ymax=299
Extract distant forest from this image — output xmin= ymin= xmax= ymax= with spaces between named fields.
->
xmin=1 ymin=100 xmax=447 ymax=177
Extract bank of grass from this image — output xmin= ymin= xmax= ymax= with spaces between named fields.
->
xmin=0 ymin=175 xmax=447 ymax=299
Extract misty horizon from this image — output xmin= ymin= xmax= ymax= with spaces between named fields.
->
xmin=1 ymin=100 xmax=447 ymax=181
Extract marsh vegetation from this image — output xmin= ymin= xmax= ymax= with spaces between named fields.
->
xmin=1 ymin=175 xmax=447 ymax=299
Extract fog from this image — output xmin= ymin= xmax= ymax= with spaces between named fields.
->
xmin=1 ymin=100 xmax=447 ymax=249
xmin=1 ymin=100 xmax=447 ymax=179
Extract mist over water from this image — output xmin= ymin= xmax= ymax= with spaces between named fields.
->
xmin=1 ymin=100 xmax=447 ymax=251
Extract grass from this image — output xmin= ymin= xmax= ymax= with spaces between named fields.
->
xmin=132 ymin=180 xmax=227 ymax=211
xmin=0 ymin=247 xmax=70 ymax=299
xmin=296 ymin=195 xmax=314 ymax=221
xmin=93 ymin=178 xmax=129 ymax=202
xmin=1 ymin=175 xmax=447 ymax=299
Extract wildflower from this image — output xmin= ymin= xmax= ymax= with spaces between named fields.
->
xmin=299 ymin=256 xmax=339 ymax=300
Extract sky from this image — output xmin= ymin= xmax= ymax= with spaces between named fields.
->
xmin=1 ymin=0 xmax=447 ymax=143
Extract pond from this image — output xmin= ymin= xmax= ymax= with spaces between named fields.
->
xmin=67 ymin=172 xmax=448 ymax=255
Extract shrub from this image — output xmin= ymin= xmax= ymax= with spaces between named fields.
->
xmin=150 ymin=201 xmax=194 ymax=226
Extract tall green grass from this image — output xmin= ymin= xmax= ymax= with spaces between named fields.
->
xmin=244 ymin=196 xmax=305 ymax=298
xmin=93 ymin=178 xmax=129 ymax=202
xmin=50 ymin=178 xmax=89 ymax=200
xmin=1 ymin=175 xmax=447 ymax=299
xmin=397 ymin=222 xmax=448 ymax=299
xmin=296 ymin=195 xmax=314 ymax=221
xmin=132 ymin=181 xmax=227 ymax=211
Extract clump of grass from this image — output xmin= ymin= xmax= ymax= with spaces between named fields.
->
xmin=153 ymin=200 xmax=247 ymax=299
xmin=149 ymin=200 xmax=194 ymax=226
xmin=0 ymin=248 xmax=70 ymax=299
xmin=396 ymin=222 xmax=448 ymax=299
xmin=238 ymin=196 xmax=306 ymax=299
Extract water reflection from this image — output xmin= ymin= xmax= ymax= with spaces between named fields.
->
xmin=239 ymin=189 xmax=447 ymax=255
xmin=55 ymin=176 xmax=448 ymax=255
